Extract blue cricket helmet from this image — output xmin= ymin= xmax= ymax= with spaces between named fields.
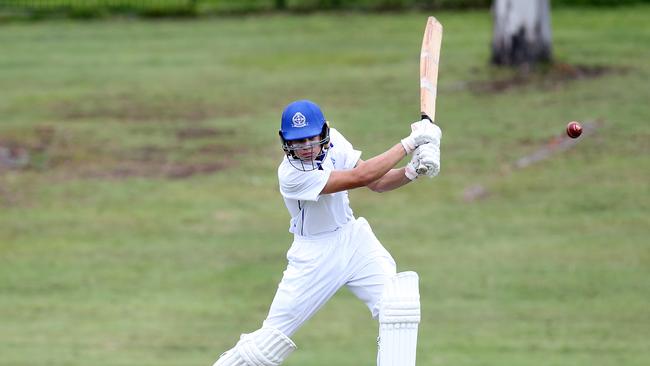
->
xmin=279 ymin=100 xmax=327 ymax=141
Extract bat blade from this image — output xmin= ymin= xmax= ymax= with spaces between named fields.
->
xmin=417 ymin=17 xmax=443 ymax=175
xmin=420 ymin=16 xmax=443 ymax=123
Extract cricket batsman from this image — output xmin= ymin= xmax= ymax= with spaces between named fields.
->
xmin=211 ymin=100 xmax=441 ymax=366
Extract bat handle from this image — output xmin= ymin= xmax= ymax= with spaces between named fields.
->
xmin=416 ymin=114 xmax=435 ymax=174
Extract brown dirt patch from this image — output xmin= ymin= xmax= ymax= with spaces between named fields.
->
xmin=81 ymin=161 xmax=231 ymax=180
xmin=468 ymin=63 xmax=625 ymax=94
xmin=0 ymin=126 xmax=55 ymax=172
xmin=176 ymin=127 xmax=235 ymax=140
xmin=53 ymin=95 xmax=249 ymax=123
xmin=0 ymin=141 xmax=30 ymax=171
xmin=78 ymin=141 xmax=240 ymax=180
xmin=0 ymin=125 xmax=240 ymax=181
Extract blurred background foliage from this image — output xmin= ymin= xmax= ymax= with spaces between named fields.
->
xmin=1 ymin=0 xmax=649 ymax=19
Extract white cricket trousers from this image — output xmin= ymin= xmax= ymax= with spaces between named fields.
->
xmin=262 ymin=217 xmax=397 ymax=337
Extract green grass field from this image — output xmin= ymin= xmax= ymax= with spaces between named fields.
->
xmin=1 ymin=6 xmax=649 ymax=366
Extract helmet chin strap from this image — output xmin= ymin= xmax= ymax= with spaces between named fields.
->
xmin=315 ymin=144 xmax=329 ymax=163
xmin=315 ymin=141 xmax=334 ymax=169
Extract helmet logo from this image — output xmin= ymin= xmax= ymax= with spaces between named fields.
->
xmin=291 ymin=112 xmax=308 ymax=128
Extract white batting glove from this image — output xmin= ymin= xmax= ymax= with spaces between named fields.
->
xmin=401 ymin=119 xmax=442 ymax=154
xmin=415 ymin=142 xmax=441 ymax=178
xmin=405 ymin=151 xmax=421 ymax=181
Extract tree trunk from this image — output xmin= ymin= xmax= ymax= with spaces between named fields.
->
xmin=491 ymin=0 xmax=553 ymax=67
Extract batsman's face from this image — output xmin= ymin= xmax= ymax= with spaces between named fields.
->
xmin=288 ymin=136 xmax=322 ymax=161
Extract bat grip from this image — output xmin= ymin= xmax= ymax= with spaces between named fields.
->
xmin=416 ymin=114 xmax=434 ymax=174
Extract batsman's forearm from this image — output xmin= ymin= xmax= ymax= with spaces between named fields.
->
xmin=368 ymin=168 xmax=412 ymax=193
xmin=355 ymin=143 xmax=406 ymax=185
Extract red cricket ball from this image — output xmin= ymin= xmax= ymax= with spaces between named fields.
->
xmin=566 ymin=121 xmax=582 ymax=138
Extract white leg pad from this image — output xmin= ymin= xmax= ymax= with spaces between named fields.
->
xmin=212 ymin=327 xmax=296 ymax=366
xmin=378 ymin=271 xmax=420 ymax=366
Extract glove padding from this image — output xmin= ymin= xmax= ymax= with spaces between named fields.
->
xmin=414 ymin=142 xmax=440 ymax=178
xmin=401 ymin=119 xmax=442 ymax=154
xmin=405 ymin=151 xmax=420 ymax=181
xmin=405 ymin=143 xmax=440 ymax=180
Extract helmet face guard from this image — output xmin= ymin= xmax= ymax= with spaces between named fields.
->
xmin=279 ymin=100 xmax=331 ymax=171
xmin=280 ymin=124 xmax=330 ymax=171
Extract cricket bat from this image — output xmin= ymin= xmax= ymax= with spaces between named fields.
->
xmin=417 ymin=16 xmax=443 ymax=174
